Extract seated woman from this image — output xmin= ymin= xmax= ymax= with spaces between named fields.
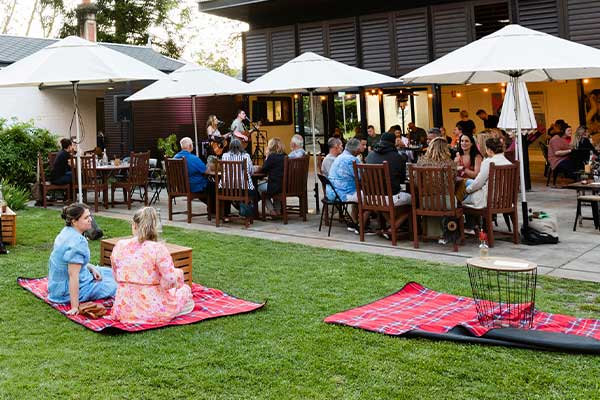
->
xmin=548 ymin=125 xmax=577 ymax=180
xmin=455 ymin=134 xmax=483 ymax=180
xmin=570 ymin=125 xmax=597 ymax=170
xmin=221 ymin=139 xmax=256 ymax=220
xmin=417 ymin=137 xmax=456 ymax=244
xmin=463 ymin=137 xmax=512 ymax=209
xmin=257 ymin=137 xmax=286 ymax=218
xmin=48 ymin=203 xmax=116 ymax=314
xmin=110 ymin=207 xmax=194 ymax=324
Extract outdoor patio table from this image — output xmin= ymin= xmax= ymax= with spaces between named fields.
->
xmin=563 ymin=180 xmax=600 ymax=194
xmin=100 ymin=236 xmax=193 ymax=286
xmin=466 ymin=256 xmax=537 ymax=329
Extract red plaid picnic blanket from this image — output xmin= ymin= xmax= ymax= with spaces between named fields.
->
xmin=324 ymin=282 xmax=600 ymax=340
xmin=18 ymin=277 xmax=264 ymax=332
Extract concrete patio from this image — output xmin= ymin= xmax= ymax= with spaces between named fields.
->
xmin=72 ymin=178 xmax=600 ymax=283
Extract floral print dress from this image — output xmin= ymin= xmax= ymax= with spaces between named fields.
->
xmin=110 ymin=238 xmax=193 ymax=324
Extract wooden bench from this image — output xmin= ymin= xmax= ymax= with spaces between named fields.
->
xmin=100 ymin=237 xmax=193 ymax=287
xmin=1 ymin=206 xmax=16 ymax=246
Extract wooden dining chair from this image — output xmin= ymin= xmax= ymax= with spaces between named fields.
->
xmin=37 ymin=153 xmax=71 ymax=208
xmin=261 ymin=155 xmax=309 ymax=224
xmin=71 ymin=155 xmax=108 ymax=212
xmin=215 ymin=159 xmax=252 ymax=228
xmin=463 ymin=161 xmax=520 ymax=247
xmin=165 ymin=157 xmax=211 ymax=223
xmin=353 ymin=161 xmax=411 ymax=246
xmin=409 ymin=164 xmax=464 ymax=252
xmin=111 ymin=151 xmax=150 ymax=209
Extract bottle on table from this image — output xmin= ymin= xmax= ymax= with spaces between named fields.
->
xmin=479 ymin=231 xmax=489 ymax=257
xmin=102 ymin=149 xmax=108 ymax=166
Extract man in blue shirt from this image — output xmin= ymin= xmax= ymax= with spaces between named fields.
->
xmin=173 ymin=137 xmax=215 ymax=211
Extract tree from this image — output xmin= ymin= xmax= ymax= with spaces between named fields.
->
xmin=60 ymin=0 xmax=189 ymax=58
xmin=195 ymin=32 xmax=242 ymax=78
xmin=38 ymin=0 xmax=65 ymax=38
xmin=1 ymin=0 xmax=18 ymax=34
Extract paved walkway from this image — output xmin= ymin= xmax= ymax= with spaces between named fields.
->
xmin=80 ymin=180 xmax=600 ymax=282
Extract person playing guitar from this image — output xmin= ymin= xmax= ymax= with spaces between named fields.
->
xmin=230 ymin=109 xmax=252 ymax=154
xmin=207 ymin=115 xmax=230 ymax=156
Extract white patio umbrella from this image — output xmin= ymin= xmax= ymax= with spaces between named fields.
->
xmin=498 ymin=81 xmax=537 ymax=131
xmin=126 ymin=63 xmax=250 ymax=156
xmin=243 ymin=52 xmax=402 ymax=209
xmin=0 ymin=36 xmax=167 ymax=202
xmin=402 ymin=24 xmax=600 ymax=230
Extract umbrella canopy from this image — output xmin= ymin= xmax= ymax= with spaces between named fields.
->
xmin=242 ymin=51 xmax=401 ymax=212
xmin=0 ymin=35 xmax=167 ymax=87
xmin=125 ymin=63 xmax=249 ymax=101
xmin=402 ymin=24 xmax=600 ymax=84
xmin=243 ymin=52 xmax=402 ymax=93
xmin=401 ymin=23 xmax=600 ymax=231
xmin=0 ymin=35 xmax=167 ymax=202
xmin=498 ymin=81 xmax=537 ymax=130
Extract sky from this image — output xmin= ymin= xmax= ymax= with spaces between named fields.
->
xmin=0 ymin=0 xmax=248 ymax=68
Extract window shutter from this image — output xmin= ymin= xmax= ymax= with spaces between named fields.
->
xmin=431 ymin=4 xmax=470 ymax=59
xmin=327 ymin=19 xmax=357 ymax=66
xmin=245 ymin=31 xmax=268 ymax=81
xmin=299 ymin=23 xmax=325 ymax=55
xmin=359 ymin=14 xmax=394 ymax=75
xmin=395 ymin=8 xmax=429 ymax=74
xmin=517 ymin=0 xmax=559 ymax=36
xmin=567 ymin=0 xmax=600 ymax=49
xmin=270 ymin=27 xmax=296 ymax=69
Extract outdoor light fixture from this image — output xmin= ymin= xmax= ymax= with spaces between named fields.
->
xmin=293 ymin=94 xmax=299 ymax=99
xmin=584 ymin=79 xmax=590 ymax=84
xmin=320 ymin=95 xmax=326 ymax=101
xmin=483 ymin=88 xmax=489 ymax=92
xmin=428 ymin=93 xmax=433 ymax=98
xmin=501 ymin=82 xmax=506 ymax=87
xmin=457 ymin=92 xmax=462 ymax=97
xmin=397 ymin=94 xmax=409 ymax=133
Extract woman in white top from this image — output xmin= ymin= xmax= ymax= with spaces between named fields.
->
xmin=220 ymin=139 xmax=256 ymax=220
xmin=463 ymin=137 xmax=512 ymax=209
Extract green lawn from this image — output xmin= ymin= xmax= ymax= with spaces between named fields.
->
xmin=1 ymin=208 xmax=600 ymax=399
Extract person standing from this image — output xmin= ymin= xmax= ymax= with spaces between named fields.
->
xmin=230 ymin=109 xmax=251 ymax=155
xmin=366 ymin=125 xmax=380 ymax=153
xmin=476 ymin=109 xmax=499 ymax=129
xmin=456 ymin=110 xmax=476 ymax=136
xmin=407 ymin=122 xmax=427 ymax=146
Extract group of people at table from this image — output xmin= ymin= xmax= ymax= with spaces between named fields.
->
xmin=545 ymin=119 xmax=599 ymax=180
xmin=322 ymin=119 xmax=513 ymax=241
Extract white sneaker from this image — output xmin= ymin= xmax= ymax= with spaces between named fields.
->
xmin=438 ymin=238 xmax=448 ymax=245
xmin=464 ymin=228 xmax=475 ymax=235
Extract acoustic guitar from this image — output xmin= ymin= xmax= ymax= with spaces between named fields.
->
xmin=209 ymin=132 xmax=233 ymax=156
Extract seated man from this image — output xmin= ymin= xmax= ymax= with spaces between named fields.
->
xmin=327 ymin=138 xmax=373 ymax=234
xmin=321 ymin=137 xmax=343 ymax=177
xmin=289 ymin=134 xmax=307 ymax=159
xmin=407 ymin=122 xmax=427 ymax=146
xmin=173 ymin=137 xmax=215 ymax=208
xmin=366 ymin=125 xmax=380 ymax=154
xmin=426 ymin=127 xmax=442 ymax=145
xmin=50 ymin=138 xmax=74 ymax=185
xmin=365 ymin=132 xmax=410 ymax=207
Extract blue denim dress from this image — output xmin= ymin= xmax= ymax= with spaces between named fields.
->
xmin=48 ymin=226 xmax=116 ymax=304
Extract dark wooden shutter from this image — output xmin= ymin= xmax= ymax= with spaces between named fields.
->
xmin=299 ymin=23 xmax=325 ymax=55
xmin=517 ymin=0 xmax=559 ymax=36
xmin=359 ymin=13 xmax=394 ymax=75
xmin=395 ymin=8 xmax=429 ymax=74
xmin=327 ymin=18 xmax=357 ymax=66
xmin=245 ymin=31 xmax=268 ymax=81
xmin=431 ymin=4 xmax=470 ymax=59
xmin=270 ymin=27 xmax=296 ymax=69
xmin=567 ymin=0 xmax=600 ymax=49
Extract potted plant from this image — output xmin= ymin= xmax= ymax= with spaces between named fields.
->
xmin=157 ymin=134 xmax=178 ymax=170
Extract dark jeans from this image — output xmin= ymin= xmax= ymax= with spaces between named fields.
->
xmin=51 ymin=171 xmax=72 ymax=185
xmin=224 ymin=189 xmax=258 ymax=217
xmin=556 ymin=159 xmax=577 ymax=180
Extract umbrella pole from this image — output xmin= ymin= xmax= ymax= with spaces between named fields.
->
xmin=512 ymin=76 xmax=529 ymax=230
xmin=342 ymin=94 xmax=347 ymax=136
xmin=309 ymin=90 xmax=320 ymax=214
xmin=192 ymin=95 xmax=199 ymax=157
xmin=73 ymin=81 xmax=83 ymax=203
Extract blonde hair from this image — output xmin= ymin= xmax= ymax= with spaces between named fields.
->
xmin=424 ymin=137 xmax=451 ymax=162
xmin=206 ymin=115 xmax=218 ymax=129
xmin=267 ymin=137 xmax=285 ymax=154
xmin=132 ymin=207 xmax=159 ymax=242
xmin=571 ymin=126 xmax=587 ymax=149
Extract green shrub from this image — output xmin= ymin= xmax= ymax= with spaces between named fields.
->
xmin=157 ymin=134 xmax=179 ymax=158
xmin=0 ymin=118 xmax=59 ymax=190
xmin=0 ymin=179 xmax=29 ymax=210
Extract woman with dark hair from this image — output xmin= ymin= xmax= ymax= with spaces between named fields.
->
xmin=256 ymin=137 xmax=286 ymax=218
xmin=454 ymin=134 xmax=483 ymax=179
xmin=48 ymin=203 xmax=116 ymax=314
xmin=548 ymin=125 xmax=576 ymax=180
xmin=463 ymin=137 xmax=512 ymax=209
xmin=110 ymin=207 xmax=194 ymax=324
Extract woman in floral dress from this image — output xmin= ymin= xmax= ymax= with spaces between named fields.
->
xmin=110 ymin=207 xmax=194 ymax=324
